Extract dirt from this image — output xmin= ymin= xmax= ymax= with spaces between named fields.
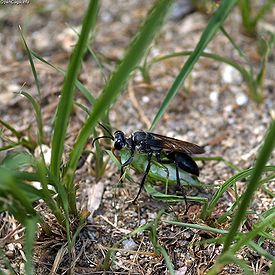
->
xmin=0 ymin=0 xmax=274 ymax=274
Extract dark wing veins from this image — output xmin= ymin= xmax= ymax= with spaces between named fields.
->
xmin=147 ymin=132 xmax=205 ymax=155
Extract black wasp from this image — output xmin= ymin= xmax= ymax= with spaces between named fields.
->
xmin=93 ymin=124 xmax=205 ymax=202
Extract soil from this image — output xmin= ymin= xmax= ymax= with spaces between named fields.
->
xmin=0 ymin=0 xmax=274 ymax=274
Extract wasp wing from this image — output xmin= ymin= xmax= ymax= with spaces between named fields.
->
xmin=147 ymin=132 xmax=205 ymax=154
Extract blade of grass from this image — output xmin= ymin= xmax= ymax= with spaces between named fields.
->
xmin=50 ymin=0 xmax=100 ymax=179
xmin=147 ymin=48 xmax=257 ymax=103
xmin=164 ymin=220 xmax=228 ymax=235
xmin=238 ymin=0 xmax=253 ymax=34
xmin=144 ymin=182 xmax=208 ymax=204
xmin=256 ymin=33 xmax=275 ymax=97
xmin=150 ymin=51 xmax=253 ymax=89
xmin=220 ymin=26 xmax=252 ymax=69
xmin=69 ymin=24 xmax=108 ymax=83
xmin=101 ymin=210 xmax=165 ymax=269
xmin=101 ymin=210 xmax=169 ymax=271
xmin=195 ymin=155 xmax=241 ymax=172
xmin=19 ymin=90 xmax=44 ymax=145
xmin=217 ymin=255 xmax=253 ymax=275
xmin=0 ymin=118 xmax=24 ymax=139
xmin=201 ymin=165 xmax=275 ymax=219
xmin=207 ymin=211 xmax=275 ymax=274
xmin=253 ymin=0 xmax=275 ymax=29
xmin=30 ymin=50 xmax=96 ymax=105
xmin=148 ymin=210 xmax=175 ymax=275
xmin=45 ymin=170 xmax=72 ymax=247
xmin=19 ymin=26 xmax=41 ymax=97
xmin=24 ymin=217 xmax=38 ymax=275
xmin=223 ymin=121 xmax=275 ymax=252
xmin=35 ymin=161 xmax=65 ymax=226
xmin=248 ymin=241 xmax=275 ymax=262
xmin=0 ymin=249 xmax=16 ymax=275
xmin=64 ymin=0 xmax=174 ymax=213
xmin=150 ymin=0 xmax=238 ymax=130
xmin=229 ymin=212 xmax=275 ymax=254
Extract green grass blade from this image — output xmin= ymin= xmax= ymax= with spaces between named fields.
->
xmin=0 ymin=169 xmax=39 ymax=224
xmin=150 ymin=0 xmax=238 ymax=130
xmin=0 ymin=118 xmax=23 ymax=139
xmin=270 ymin=261 xmax=275 ymax=275
xmin=248 ymin=241 xmax=275 ymax=262
xmin=230 ymin=212 xmax=275 ymax=254
xmin=69 ymin=25 xmax=108 ymax=83
xmin=64 ymin=0 xmax=174 ymax=210
xmin=30 ymin=50 xmax=96 ymax=105
xmin=144 ymin=182 xmax=207 ymax=204
xmin=50 ymin=0 xmax=100 ymax=179
xmin=35 ymin=161 xmax=65 ymax=226
xmin=201 ymin=165 xmax=275 ymax=219
xmin=164 ymin=220 xmax=228 ymax=235
xmin=101 ymin=210 xmax=165 ymax=270
xmin=150 ymin=50 xmax=255 ymax=100
xmin=256 ymin=34 xmax=275 ymax=93
xmin=146 ymin=210 xmax=175 ymax=274
xmin=24 ymin=217 xmax=38 ymax=275
xmin=220 ymin=26 xmax=253 ymax=71
xmin=19 ymin=26 xmax=41 ymax=97
xmin=238 ymin=0 xmax=253 ymax=34
xmin=223 ymin=121 xmax=275 ymax=252
xmin=0 ymin=249 xmax=16 ymax=274
xmin=208 ymin=212 xmax=275 ymax=274
xmin=158 ymin=246 xmax=175 ymax=275
xmin=207 ymin=255 xmax=253 ymax=275
xmin=195 ymin=155 xmax=241 ymax=172
xmin=19 ymin=91 xmax=44 ymax=145
xmin=253 ymin=0 xmax=275 ymax=26
xmin=1 ymin=151 xmax=33 ymax=170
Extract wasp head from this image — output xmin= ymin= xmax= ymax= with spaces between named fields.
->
xmin=114 ymin=130 xmax=126 ymax=150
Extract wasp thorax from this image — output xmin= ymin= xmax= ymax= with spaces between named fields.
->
xmin=132 ymin=131 xmax=147 ymax=145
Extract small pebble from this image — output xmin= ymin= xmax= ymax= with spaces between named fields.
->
xmin=140 ymin=219 xmax=146 ymax=225
xmin=5 ymin=250 xmax=15 ymax=259
xmin=222 ymin=65 xmax=242 ymax=84
xmin=235 ymin=92 xmax=248 ymax=106
xmin=122 ymin=239 xmax=138 ymax=251
xmin=209 ymin=91 xmax=219 ymax=103
xmin=142 ymin=96 xmax=150 ymax=103
xmin=224 ymin=105 xmax=233 ymax=113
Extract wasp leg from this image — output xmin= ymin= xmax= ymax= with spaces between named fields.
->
xmin=156 ymin=153 xmax=185 ymax=193
xmin=120 ymin=150 xmax=134 ymax=182
xmin=175 ymin=164 xmax=189 ymax=215
xmin=133 ymin=152 xmax=152 ymax=203
xmin=156 ymin=153 xmax=188 ymax=214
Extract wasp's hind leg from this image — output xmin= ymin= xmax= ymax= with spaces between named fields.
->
xmin=156 ymin=153 xmax=189 ymax=215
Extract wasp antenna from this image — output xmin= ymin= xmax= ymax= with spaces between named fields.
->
xmin=92 ymin=135 xmax=114 ymax=147
xmin=98 ymin=122 xmax=114 ymax=138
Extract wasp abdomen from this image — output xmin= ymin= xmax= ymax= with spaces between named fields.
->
xmin=167 ymin=152 xmax=200 ymax=176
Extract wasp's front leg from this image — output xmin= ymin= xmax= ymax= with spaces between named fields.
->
xmin=120 ymin=148 xmax=134 ymax=182
xmin=133 ymin=152 xmax=152 ymax=203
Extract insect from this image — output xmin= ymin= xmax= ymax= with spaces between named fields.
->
xmin=93 ymin=124 xmax=205 ymax=202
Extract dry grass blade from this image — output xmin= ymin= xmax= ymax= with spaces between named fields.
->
xmin=49 ymin=243 xmax=68 ymax=275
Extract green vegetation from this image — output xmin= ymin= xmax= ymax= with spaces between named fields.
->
xmin=0 ymin=0 xmax=274 ymax=274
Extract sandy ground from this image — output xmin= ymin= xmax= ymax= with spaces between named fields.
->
xmin=0 ymin=0 xmax=274 ymax=274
